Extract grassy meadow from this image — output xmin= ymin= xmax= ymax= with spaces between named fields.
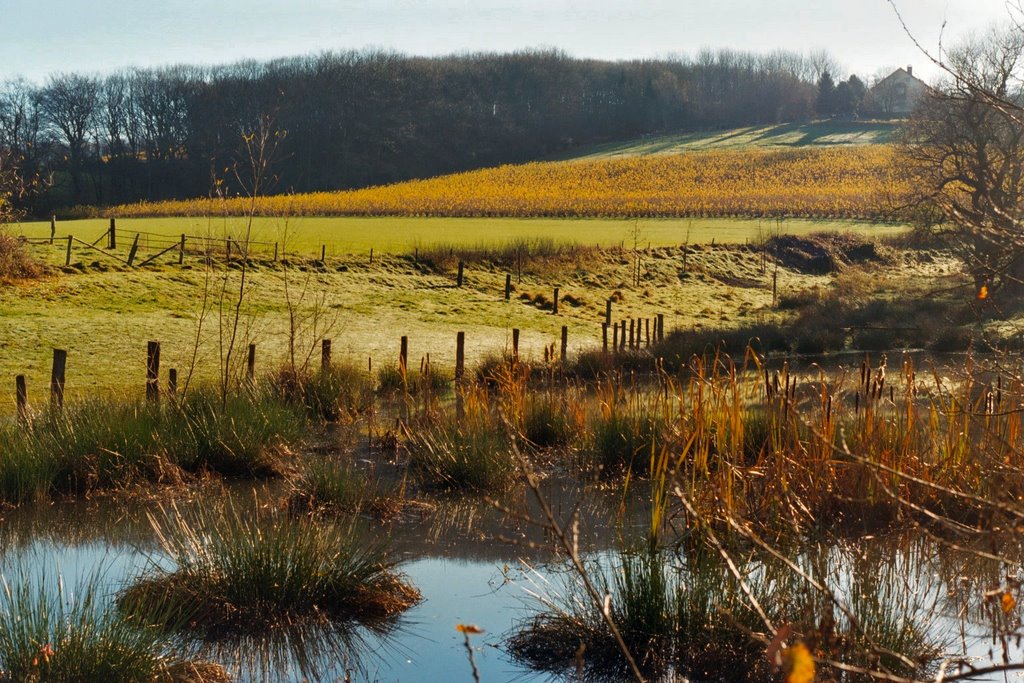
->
xmin=1 ymin=217 xmax=912 ymax=401
xmin=12 ymin=215 xmax=906 ymax=259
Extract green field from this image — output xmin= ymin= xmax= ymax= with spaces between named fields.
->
xmin=12 ymin=216 xmax=907 ymax=261
xmin=557 ymin=120 xmax=898 ymax=161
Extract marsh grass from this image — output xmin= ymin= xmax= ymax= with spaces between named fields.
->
xmin=288 ymin=458 xmax=401 ymax=518
xmin=0 ymin=387 xmax=307 ymax=505
xmin=268 ymin=362 xmax=371 ymax=421
xmin=118 ymin=502 xmax=419 ymax=639
xmin=407 ymin=419 xmax=515 ymax=491
xmin=0 ymin=568 xmax=227 ymax=683
xmin=509 ymin=544 xmax=940 ymax=682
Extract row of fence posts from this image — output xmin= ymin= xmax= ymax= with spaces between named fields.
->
xmin=601 ymin=299 xmax=665 ymax=353
xmin=14 ymin=321 xmax=587 ymax=421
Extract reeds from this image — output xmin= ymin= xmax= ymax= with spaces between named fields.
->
xmin=0 ymin=568 xmax=227 ymax=682
xmin=118 ymin=501 xmax=419 ymax=638
xmin=0 ymin=387 xmax=308 ymax=505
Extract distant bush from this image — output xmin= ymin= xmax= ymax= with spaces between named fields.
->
xmin=0 ymin=231 xmax=42 ymax=280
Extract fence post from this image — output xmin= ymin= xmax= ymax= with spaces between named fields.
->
xmin=504 ymin=273 xmax=511 ymax=300
xmin=321 ymin=245 xmax=326 ymax=261
xmin=645 ymin=318 xmax=651 ymax=347
xmin=512 ymin=328 xmax=520 ymax=363
xmin=15 ymin=375 xmax=27 ymax=425
xmin=612 ymin=323 xmax=619 ymax=353
xmin=602 ymin=323 xmax=608 ymax=353
xmin=457 ymin=261 xmax=464 ymax=287
xmin=561 ymin=325 xmax=568 ymax=363
xmin=321 ymin=339 xmax=332 ymax=370
xmin=51 ymin=349 xmax=66 ymax=410
xmin=657 ymin=314 xmax=665 ymax=342
xmin=226 ymin=238 xmax=231 ymax=261
xmin=629 ymin=319 xmax=635 ymax=349
xmin=109 ymin=217 xmax=117 ymax=250
xmin=400 ymin=336 xmax=408 ymax=376
xmin=178 ymin=234 xmax=186 ymax=264
xmin=620 ymin=321 xmax=627 ymax=351
xmin=552 ymin=287 xmax=559 ymax=315
xmin=127 ymin=233 xmax=140 ymax=266
xmin=146 ymin=341 xmax=160 ymax=403
xmin=772 ymin=269 xmax=778 ymax=307
xmin=168 ymin=368 xmax=177 ymax=397
xmin=247 ymin=343 xmax=256 ymax=383
xmin=605 ymin=299 xmax=612 ymax=326
xmin=455 ymin=331 xmax=465 ymax=421
xmin=369 ymin=248 xmax=374 ymax=264
xmin=49 ymin=215 xmax=56 ymax=245
xmin=65 ymin=235 xmax=73 ymax=266
xmin=273 ymin=242 xmax=279 ymax=262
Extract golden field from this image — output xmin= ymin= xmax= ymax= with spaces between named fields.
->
xmin=108 ymin=145 xmax=908 ymax=220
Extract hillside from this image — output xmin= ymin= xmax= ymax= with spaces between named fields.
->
xmin=555 ymin=120 xmax=899 ymax=160
xmin=107 ymin=144 xmax=907 ymax=221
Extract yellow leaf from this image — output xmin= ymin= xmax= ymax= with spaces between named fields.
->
xmin=1002 ymin=591 xmax=1016 ymax=615
xmin=456 ymin=623 xmax=485 ymax=635
xmin=782 ymin=642 xmax=815 ymax=683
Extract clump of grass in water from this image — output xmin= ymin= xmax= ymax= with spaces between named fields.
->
xmin=267 ymin=362 xmax=371 ymax=421
xmin=509 ymin=544 xmax=940 ymax=682
xmin=0 ymin=568 xmax=227 ymax=682
xmin=118 ymin=501 xmax=419 ymax=639
xmin=407 ymin=420 xmax=515 ymax=491
xmin=522 ymin=393 xmax=581 ymax=450
xmin=589 ymin=387 xmax=668 ymax=478
xmin=288 ymin=458 xmax=400 ymax=518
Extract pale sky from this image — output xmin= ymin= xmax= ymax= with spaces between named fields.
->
xmin=0 ymin=0 xmax=1012 ymax=83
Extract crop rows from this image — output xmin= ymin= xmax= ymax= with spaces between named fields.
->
xmin=110 ymin=146 xmax=908 ymax=220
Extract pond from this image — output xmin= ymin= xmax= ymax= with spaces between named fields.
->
xmin=0 ymin=473 xmax=1020 ymax=682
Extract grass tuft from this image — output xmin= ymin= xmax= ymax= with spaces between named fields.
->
xmin=118 ymin=501 xmax=419 ymax=639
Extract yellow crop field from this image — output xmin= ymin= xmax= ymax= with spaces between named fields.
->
xmin=110 ymin=145 xmax=908 ymax=220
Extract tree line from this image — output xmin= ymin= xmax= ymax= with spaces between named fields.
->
xmin=0 ymin=48 xmax=865 ymax=214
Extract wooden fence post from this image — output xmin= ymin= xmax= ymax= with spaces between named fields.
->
xmin=552 ymin=287 xmax=559 ymax=315
xmin=512 ymin=328 xmax=520 ymax=363
xmin=273 ymin=242 xmax=279 ymax=262
xmin=370 ymin=248 xmax=374 ymax=264
xmin=321 ymin=245 xmax=326 ymax=261
xmin=457 ymin=261 xmax=464 ymax=287
xmin=657 ymin=314 xmax=665 ymax=342
xmin=65 ymin=235 xmax=73 ymax=266
xmin=146 ymin=341 xmax=160 ymax=402
xmin=247 ymin=343 xmax=256 ymax=383
xmin=127 ymin=233 xmax=140 ymax=266
xmin=645 ymin=318 xmax=651 ymax=347
xmin=560 ymin=325 xmax=568 ymax=363
xmin=629 ymin=319 xmax=635 ymax=348
xmin=504 ymin=273 xmax=511 ymax=300
xmin=15 ymin=375 xmax=27 ymax=424
xmin=620 ymin=321 xmax=627 ymax=351
xmin=49 ymin=215 xmax=56 ymax=245
xmin=321 ymin=339 xmax=332 ymax=370
xmin=226 ymin=238 xmax=232 ymax=261
xmin=178 ymin=234 xmax=186 ymax=264
xmin=602 ymin=323 xmax=608 ymax=353
xmin=50 ymin=349 xmax=66 ymax=410
xmin=400 ymin=336 xmax=408 ymax=376
xmin=168 ymin=368 xmax=177 ymax=397
xmin=455 ymin=331 xmax=465 ymax=421
xmin=613 ymin=322 xmax=619 ymax=353
xmin=108 ymin=217 xmax=117 ymax=249
xmin=605 ymin=299 xmax=612 ymax=326
xmin=772 ymin=269 xmax=778 ymax=307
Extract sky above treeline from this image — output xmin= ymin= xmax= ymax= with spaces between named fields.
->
xmin=0 ymin=0 xmax=1012 ymax=83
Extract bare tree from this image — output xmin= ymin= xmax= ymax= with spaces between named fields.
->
xmin=899 ymin=26 xmax=1024 ymax=300
xmin=39 ymin=73 xmax=99 ymax=203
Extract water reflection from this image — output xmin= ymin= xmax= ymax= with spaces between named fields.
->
xmin=0 ymin=481 xmax=1021 ymax=681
